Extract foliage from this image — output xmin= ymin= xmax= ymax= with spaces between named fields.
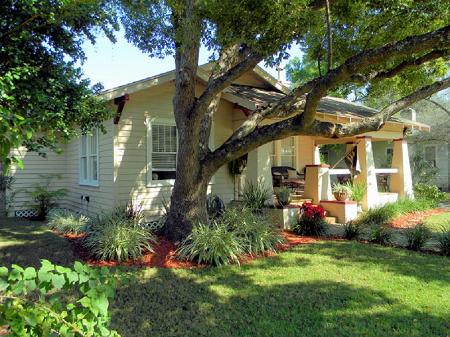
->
xmin=411 ymin=153 xmax=439 ymax=185
xmin=404 ymin=224 xmax=431 ymax=251
xmin=0 ymin=260 xmax=120 ymax=336
xmin=27 ymin=175 xmax=67 ymax=220
xmin=48 ymin=209 xmax=89 ymax=235
xmin=414 ymin=183 xmax=447 ymax=206
xmin=343 ymin=221 xmax=363 ymax=240
xmin=84 ymin=212 xmax=155 ymax=262
xmin=231 ymin=208 xmax=283 ymax=255
xmin=332 ymin=182 xmax=351 ymax=194
xmin=368 ymin=226 xmax=392 ymax=245
xmin=0 ymin=0 xmax=118 ymax=171
xmin=275 ymin=187 xmax=291 ymax=207
xmin=112 ymin=200 xmax=145 ymax=223
xmin=348 ymin=181 xmax=366 ymax=204
xmin=228 ymin=155 xmax=248 ymax=176
xmin=436 ymin=228 xmax=450 ymax=256
xmin=177 ymin=222 xmax=242 ymax=266
xmin=0 ymin=174 xmax=15 ymax=216
xmin=206 ymin=194 xmax=226 ymax=219
xmin=293 ymin=203 xmax=327 ymax=236
xmin=242 ymin=180 xmax=271 ymax=211
xmin=356 ymin=198 xmax=435 ymax=227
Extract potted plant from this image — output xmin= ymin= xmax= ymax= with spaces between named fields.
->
xmin=332 ymin=183 xmax=351 ymax=201
xmin=275 ymin=187 xmax=291 ymax=208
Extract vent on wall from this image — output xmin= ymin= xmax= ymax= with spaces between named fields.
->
xmin=15 ymin=209 xmax=38 ymax=218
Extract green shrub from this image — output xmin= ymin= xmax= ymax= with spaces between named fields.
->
xmin=242 ymin=180 xmax=270 ymax=211
xmin=343 ymin=221 xmax=363 ymax=240
xmin=368 ymin=226 xmax=392 ymax=245
xmin=177 ymin=222 xmax=242 ymax=266
xmin=27 ymin=174 xmax=67 ymax=220
xmin=232 ymin=210 xmax=283 ymax=255
xmin=437 ymin=227 xmax=450 ymax=256
xmin=414 ymin=183 xmax=447 ymax=205
xmin=48 ymin=209 xmax=89 ymax=234
xmin=0 ymin=260 xmax=120 ymax=336
xmin=348 ymin=181 xmax=366 ymax=203
xmin=405 ymin=224 xmax=431 ymax=251
xmin=85 ymin=213 xmax=155 ymax=262
xmin=111 ymin=200 xmax=145 ymax=223
xmin=206 ymin=194 xmax=226 ymax=219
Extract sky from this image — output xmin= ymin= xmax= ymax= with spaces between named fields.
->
xmin=81 ymin=29 xmax=300 ymax=90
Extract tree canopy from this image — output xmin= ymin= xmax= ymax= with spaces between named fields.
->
xmin=116 ymin=0 xmax=450 ymax=239
xmin=0 ymin=0 xmax=118 ymax=171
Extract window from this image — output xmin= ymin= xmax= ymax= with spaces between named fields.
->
xmin=424 ymin=145 xmax=437 ymax=167
xmin=79 ymin=129 xmax=99 ymax=186
xmin=385 ymin=147 xmax=393 ymax=166
xmin=148 ymin=120 xmax=177 ymax=182
xmin=280 ymin=137 xmax=296 ymax=167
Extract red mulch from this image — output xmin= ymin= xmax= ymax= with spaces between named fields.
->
xmin=388 ymin=208 xmax=449 ymax=229
xmin=58 ymin=230 xmax=329 ymax=269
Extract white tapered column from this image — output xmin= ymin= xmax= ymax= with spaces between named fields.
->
xmin=390 ymin=138 xmax=414 ymax=198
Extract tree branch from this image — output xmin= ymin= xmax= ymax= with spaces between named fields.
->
xmin=205 ymin=77 xmax=450 ymax=173
xmin=425 ymin=97 xmax=450 ymax=117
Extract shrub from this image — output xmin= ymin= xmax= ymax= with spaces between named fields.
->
xmin=0 ymin=260 xmax=120 ymax=336
xmin=437 ymin=227 xmax=450 ymax=256
xmin=27 ymin=174 xmax=67 ymax=220
xmin=48 ymin=209 xmax=89 ymax=234
xmin=207 ymin=194 xmax=226 ymax=219
xmin=112 ymin=200 xmax=145 ymax=223
xmin=368 ymin=226 xmax=392 ymax=245
xmin=275 ymin=187 xmax=291 ymax=207
xmin=414 ymin=183 xmax=447 ymax=205
xmin=348 ymin=181 xmax=366 ymax=204
xmin=242 ymin=180 xmax=270 ymax=211
xmin=177 ymin=222 xmax=242 ymax=266
xmin=85 ymin=213 xmax=155 ymax=262
xmin=343 ymin=221 xmax=363 ymax=240
xmin=293 ymin=203 xmax=327 ymax=236
xmin=404 ymin=224 xmax=431 ymax=251
xmin=231 ymin=209 xmax=283 ymax=255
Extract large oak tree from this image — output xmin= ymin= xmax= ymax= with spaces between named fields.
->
xmin=119 ymin=0 xmax=450 ymax=240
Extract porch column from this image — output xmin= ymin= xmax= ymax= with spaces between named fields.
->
xmin=390 ymin=138 xmax=414 ymax=198
xmin=274 ymin=140 xmax=282 ymax=166
xmin=297 ymin=136 xmax=320 ymax=172
xmin=355 ymin=136 xmax=378 ymax=210
xmin=246 ymin=143 xmax=274 ymax=195
xmin=304 ymin=164 xmax=332 ymax=204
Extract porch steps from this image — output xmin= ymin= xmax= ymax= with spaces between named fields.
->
xmin=325 ymin=216 xmax=337 ymax=224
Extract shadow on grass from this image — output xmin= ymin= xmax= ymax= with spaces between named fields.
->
xmin=111 ymin=265 xmax=448 ymax=337
xmin=295 ymin=240 xmax=450 ymax=285
xmin=0 ymin=217 xmax=77 ymax=267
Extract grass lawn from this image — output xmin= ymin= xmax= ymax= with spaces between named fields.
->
xmin=424 ymin=212 xmax=450 ymax=233
xmin=1 ymin=218 xmax=449 ymax=337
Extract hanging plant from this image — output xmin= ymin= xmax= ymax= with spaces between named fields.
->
xmin=228 ymin=154 xmax=248 ymax=176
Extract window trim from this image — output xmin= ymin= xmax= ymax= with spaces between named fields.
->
xmin=146 ymin=117 xmax=178 ymax=187
xmin=79 ymin=129 xmax=99 ymax=187
xmin=424 ymin=144 xmax=437 ymax=168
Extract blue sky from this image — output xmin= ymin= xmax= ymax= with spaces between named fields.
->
xmin=81 ymin=29 xmax=300 ymax=90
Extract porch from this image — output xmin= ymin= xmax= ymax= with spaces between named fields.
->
xmin=244 ymin=134 xmax=415 ymax=224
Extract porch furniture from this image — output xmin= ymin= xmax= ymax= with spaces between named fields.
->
xmin=271 ymin=166 xmax=305 ymax=190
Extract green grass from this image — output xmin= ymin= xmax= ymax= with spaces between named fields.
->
xmin=423 ymin=212 xmax=450 ymax=233
xmin=1 ymin=218 xmax=449 ymax=337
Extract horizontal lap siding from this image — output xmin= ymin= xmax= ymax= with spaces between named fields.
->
xmin=115 ymin=83 xmax=235 ymax=219
xmin=7 ymin=148 xmax=67 ymax=216
xmin=63 ymin=122 xmax=115 ymax=216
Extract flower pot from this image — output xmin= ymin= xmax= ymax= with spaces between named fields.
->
xmin=333 ymin=191 xmax=349 ymax=201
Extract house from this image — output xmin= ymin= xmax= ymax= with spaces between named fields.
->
xmin=5 ymin=64 xmax=429 ymax=223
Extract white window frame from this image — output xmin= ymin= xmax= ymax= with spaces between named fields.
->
xmin=424 ymin=145 xmax=437 ymax=168
xmin=79 ymin=129 xmax=99 ymax=187
xmin=146 ymin=117 xmax=178 ymax=187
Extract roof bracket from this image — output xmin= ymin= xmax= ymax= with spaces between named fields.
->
xmin=113 ymin=94 xmax=130 ymax=124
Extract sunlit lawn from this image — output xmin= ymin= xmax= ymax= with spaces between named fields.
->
xmin=424 ymin=212 xmax=450 ymax=233
xmin=1 ymin=218 xmax=449 ymax=337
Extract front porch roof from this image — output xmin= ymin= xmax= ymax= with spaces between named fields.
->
xmin=225 ymin=84 xmax=430 ymax=132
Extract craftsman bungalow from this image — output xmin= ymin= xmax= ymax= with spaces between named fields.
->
xmin=6 ymin=64 xmax=429 ymax=223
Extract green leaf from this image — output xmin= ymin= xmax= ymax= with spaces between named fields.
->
xmin=0 ymin=267 xmax=8 ymax=277
xmin=91 ymin=295 xmax=109 ymax=317
xmin=23 ymin=267 xmax=36 ymax=280
xmin=51 ymin=273 xmax=66 ymax=290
